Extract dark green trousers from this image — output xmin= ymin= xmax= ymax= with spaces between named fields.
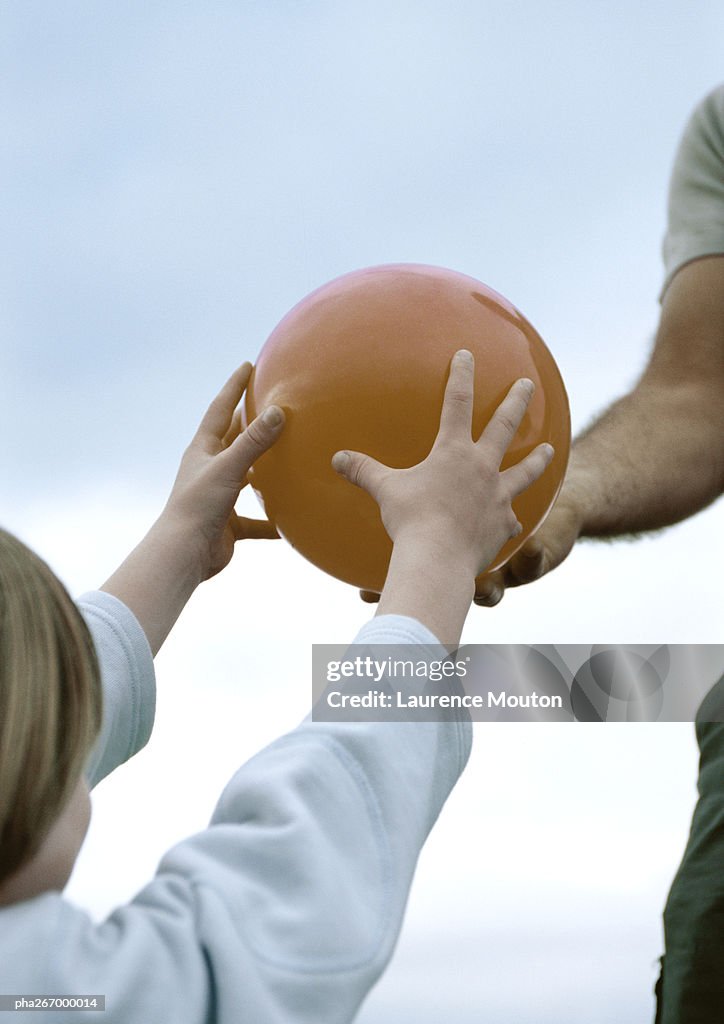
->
xmin=655 ymin=678 xmax=724 ymax=1023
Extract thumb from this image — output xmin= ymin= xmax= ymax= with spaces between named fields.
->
xmin=232 ymin=514 xmax=280 ymax=541
xmin=332 ymin=449 xmax=388 ymax=501
xmin=502 ymin=535 xmax=548 ymax=586
xmin=220 ymin=405 xmax=285 ymax=481
xmin=503 ymin=500 xmax=581 ymax=587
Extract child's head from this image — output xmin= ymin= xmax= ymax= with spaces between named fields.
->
xmin=0 ymin=529 xmax=102 ymax=895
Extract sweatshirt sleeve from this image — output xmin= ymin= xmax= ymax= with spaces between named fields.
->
xmin=661 ymin=84 xmax=724 ymax=298
xmin=17 ymin=615 xmax=470 ymax=1024
xmin=77 ymin=590 xmax=156 ymax=788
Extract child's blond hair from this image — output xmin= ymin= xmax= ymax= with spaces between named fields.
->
xmin=0 ymin=529 xmax=102 ymax=883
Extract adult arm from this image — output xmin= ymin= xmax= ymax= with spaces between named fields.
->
xmin=476 ymin=85 xmax=724 ymax=605
xmin=475 ymin=254 xmax=724 ymax=604
xmin=563 ymin=255 xmax=724 ymax=534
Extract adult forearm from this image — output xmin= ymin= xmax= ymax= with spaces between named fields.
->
xmin=564 ymin=378 xmax=723 ymax=537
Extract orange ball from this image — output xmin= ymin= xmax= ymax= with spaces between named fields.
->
xmin=243 ymin=264 xmax=570 ymax=592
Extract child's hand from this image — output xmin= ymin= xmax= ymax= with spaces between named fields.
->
xmin=332 ymin=350 xmax=553 ymax=578
xmin=163 ymin=363 xmax=285 ymax=582
xmin=331 ymin=350 xmax=554 ymax=646
xmin=102 ymin=363 xmax=284 ymax=655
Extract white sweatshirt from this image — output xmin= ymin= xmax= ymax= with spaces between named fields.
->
xmin=0 ymin=591 xmax=471 ymax=1022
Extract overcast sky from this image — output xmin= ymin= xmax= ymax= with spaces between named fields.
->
xmin=2 ymin=3 xmax=724 ymax=1022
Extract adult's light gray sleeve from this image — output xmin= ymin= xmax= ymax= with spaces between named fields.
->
xmin=661 ymin=84 xmax=724 ymax=298
xmin=77 ymin=590 xmax=156 ymax=788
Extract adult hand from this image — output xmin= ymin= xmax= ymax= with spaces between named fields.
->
xmin=472 ymin=494 xmax=583 ymax=606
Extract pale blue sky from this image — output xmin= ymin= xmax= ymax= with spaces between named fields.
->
xmin=3 ymin=0 xmax=723 ymax=503
xmin=2 ymin=3 xmax=724 ymax=1022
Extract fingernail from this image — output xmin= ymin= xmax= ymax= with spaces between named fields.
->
xmin=542 ymin=443 xmax=554 ymax=458
xmin=332 ymin=451 xmax=350 ymax=472
xmin=262 ymin=405 xmax=283 ymax=427
xmin=455 ymin=349 xmax=473 ymax=362
xmin=519 ymin=378 xmax=535 ymax=394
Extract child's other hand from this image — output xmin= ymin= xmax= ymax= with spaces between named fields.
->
xmin=163 ymin=363 xmax=285 ymax=581
xmin=332 ymin=350 xmax=554 ymax=579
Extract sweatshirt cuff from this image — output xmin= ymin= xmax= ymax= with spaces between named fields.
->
xmin=351 ymin=613 xmax=445 ymax=651
xmin=342 ymin=613 xmax=473 ymax=766
xmin=77 ymin=590 xmax=156 ymax=787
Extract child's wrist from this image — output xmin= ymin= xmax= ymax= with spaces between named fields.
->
xmin=151 ymin=510 xmax=209 ymax=589
xmin=392 ymin=525 xmax=481 ymax=580
xmin=378 ymin=538 xmax=476 ymax=650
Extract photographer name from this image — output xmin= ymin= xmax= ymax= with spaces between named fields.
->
xmin=325 ymin=690 xmax=563 ymax=710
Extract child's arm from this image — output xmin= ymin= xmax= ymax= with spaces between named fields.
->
xmin=333 ymin=349 xmax=554 ymax=646
xmin=101 ymin=363 xmax=284 ymax=656
xmin=6 ymin=353 xmax=556 ymax=1020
